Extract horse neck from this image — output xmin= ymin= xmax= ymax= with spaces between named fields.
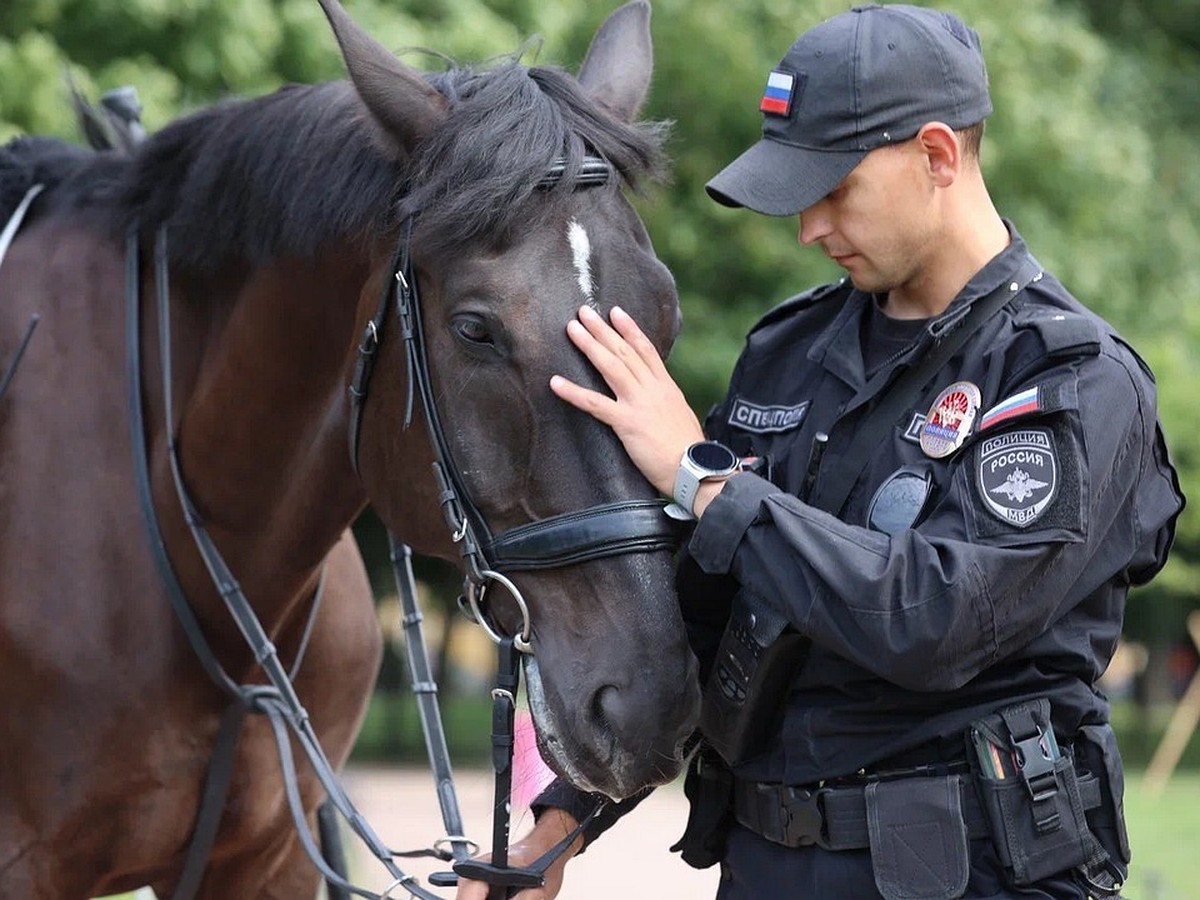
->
xmin=163 ymin=244 xmax=372 ymax=617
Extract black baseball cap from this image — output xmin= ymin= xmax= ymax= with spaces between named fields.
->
xmin=706 ymin=4 xmax=992 ymax=216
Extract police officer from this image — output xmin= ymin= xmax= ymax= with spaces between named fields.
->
xmin=457 ymin=4 xmax=1184 ymax=898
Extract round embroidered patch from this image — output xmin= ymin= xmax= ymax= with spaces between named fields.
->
xmin=920 ymin=381 xmax=981 ymax=458
xmin=976 ymin=428 xmax=1058 ymax=528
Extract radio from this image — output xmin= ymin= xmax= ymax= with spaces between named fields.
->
xmin=699 ymin=594 xmax=808 ymax=766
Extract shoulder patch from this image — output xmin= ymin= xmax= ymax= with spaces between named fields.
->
xmin=976 ymin=428 xmax=1058 ymax=527
xmin=978 ymin=377 xmax=1078 ymax=434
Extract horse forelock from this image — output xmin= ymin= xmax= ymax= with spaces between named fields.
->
xmin=400 ymin=62 xmax=668 ymax=257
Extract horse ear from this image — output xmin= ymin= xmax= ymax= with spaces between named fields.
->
xmin=316 ymin=0 xmax=447 ymax=155
xmin=577 ymin=0 xmax=653 ymax=123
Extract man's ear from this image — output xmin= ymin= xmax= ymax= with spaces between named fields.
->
xmin=916 ymin=122 xmax=961 ymax=187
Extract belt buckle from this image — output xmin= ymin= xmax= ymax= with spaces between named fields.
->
xmin=780 ymin=786 xmax=826 ymax=848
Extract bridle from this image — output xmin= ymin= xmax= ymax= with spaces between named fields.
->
xmin=347 ymin=154 xmax=682 ymax=653
xmin=126 ymin=153 xmax=684 ymax=899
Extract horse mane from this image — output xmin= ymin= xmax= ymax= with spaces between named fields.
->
xmin=2 ymin=59 xmax=667 ymax=274
xmin=0 ymin=136 xmax=98 ymax=222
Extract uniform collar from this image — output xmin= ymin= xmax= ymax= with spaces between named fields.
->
xmin=810 ymin=220 xmax=1030 ymax=391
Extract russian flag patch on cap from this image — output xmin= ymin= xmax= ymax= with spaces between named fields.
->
xmin=760 ymin=70 xmax=796 ymax=116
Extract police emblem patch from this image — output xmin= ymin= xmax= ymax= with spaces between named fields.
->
xmin=919 ymin=381 xmax=981 ymax=458
xmin=976 ymin=428 xmax=1058 ymax=527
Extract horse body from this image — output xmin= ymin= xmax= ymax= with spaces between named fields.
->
xmin=0 ymin=205 xmax=383 ymax=900
xmin=0 ymin=2 xmax=699 ymax=897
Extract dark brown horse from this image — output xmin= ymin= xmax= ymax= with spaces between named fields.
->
xmin=0 ymin=2 xmax=699 ymax=896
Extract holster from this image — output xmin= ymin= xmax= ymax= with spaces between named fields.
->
xmin=670 ymin=745 xmax=734 ymax=870
xmin=697 ymin=591 xmax=808 ymax=766
xmin=968 ymin=698 xmax=1124 ymax=893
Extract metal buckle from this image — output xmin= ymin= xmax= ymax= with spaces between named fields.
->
xmin=780 ymin=786 xmax=826 ymax=848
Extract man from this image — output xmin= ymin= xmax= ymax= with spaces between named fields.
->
xmin=458 ymin=4 xmax=1183 ymax=898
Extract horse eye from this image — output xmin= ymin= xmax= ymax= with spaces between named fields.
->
xmin=453 ymin=315 xmax=494 ymax=347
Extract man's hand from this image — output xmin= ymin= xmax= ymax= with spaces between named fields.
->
xmin=454 ymin=809 xmax=585 ymax=900
xmin=550 ymin=305 xmax=704 ymax=497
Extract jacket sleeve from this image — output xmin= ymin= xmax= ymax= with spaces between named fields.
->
xmin=685 ymin=347 xmax=1180 ymax=692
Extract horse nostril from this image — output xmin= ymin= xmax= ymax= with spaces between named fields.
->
xmin=590 ymin=682 xmax=648 ymax=748
xmin=591 ymin=683 xmax=619 ymax=734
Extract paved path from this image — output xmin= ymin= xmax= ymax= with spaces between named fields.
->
xmin=341 ymin=766 xmax=720 ymax=899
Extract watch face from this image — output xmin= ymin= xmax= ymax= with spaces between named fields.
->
xmin=689 ymin=441 xmax=738 ymax=473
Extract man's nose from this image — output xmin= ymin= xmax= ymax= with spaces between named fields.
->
xmin=797 ymin=202 xmax=831 ymax=245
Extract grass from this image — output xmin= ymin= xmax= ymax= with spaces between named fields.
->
xmin=1122 ymin=771 xmax=1200 ymax=898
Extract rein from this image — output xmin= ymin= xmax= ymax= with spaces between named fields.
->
xmin=128 ymin=228 xmax=443 ymax=900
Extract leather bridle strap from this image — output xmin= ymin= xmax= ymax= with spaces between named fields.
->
xmin=347 ymin=239 xmax=405 ymax=476
xmin=484 ymin=499 xmax=679 ymax=571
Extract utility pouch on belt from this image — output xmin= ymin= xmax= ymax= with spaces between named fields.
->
xmin=698 ymin=593 xmax=807 ymax=766
xmin=865 ymin=776 xmax=970 ymax=900
xmin=968 ymin=698 xmax=1119 ymax=890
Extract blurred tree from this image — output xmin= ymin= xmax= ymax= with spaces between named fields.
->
xmin=3 ymin=0 xmax=1197 ymax=699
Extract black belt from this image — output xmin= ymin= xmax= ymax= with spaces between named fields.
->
xmin=732 ymin=768 xmax=1103 ymax=851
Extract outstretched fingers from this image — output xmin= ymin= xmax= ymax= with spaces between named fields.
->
xmin=608 ymin=305 xmax=670 ymax=377
xmin=565 ymin=304 xmax=652 ymax=392
xmin=549 ymin=371 xmax=618 ymax=425
xmin=550 ymin=305 xmax=703 ymax=496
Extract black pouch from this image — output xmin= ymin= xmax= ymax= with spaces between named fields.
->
xmin=697 ymin=591 xmax=808 ymax=766
xmin=670 ymin=745 xmax=734 ymax=870
xmin=865 ymin=775 xmax=970 ymax=900
xmin=968 ymin=698 xmax=1107 ymax=886
xmin=1076 ymin=723 xmax=1131 ymax=865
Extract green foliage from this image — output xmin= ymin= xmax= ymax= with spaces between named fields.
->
xmin=3 ymin=0 xmax=1198 ymax=627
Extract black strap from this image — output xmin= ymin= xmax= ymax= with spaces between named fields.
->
xmin=807 ymin=256 xmax=1042 ymax=516
xmin=390 ymin=534 xmax=475 ymax=863
xmin=483 ymin=499 xmax=682 ymax=570
xmin=171 ymin=703 xmax=248 ymax=900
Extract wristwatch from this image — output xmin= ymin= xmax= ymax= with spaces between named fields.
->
xmin=669 ymin=440 xmax=739 ymax=519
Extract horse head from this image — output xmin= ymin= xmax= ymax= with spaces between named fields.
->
xmin=319 ymin=0 xmax=700 ymax=800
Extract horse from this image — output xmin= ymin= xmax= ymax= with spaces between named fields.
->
xmin=0 ymin=1 xmax=700 ymax=896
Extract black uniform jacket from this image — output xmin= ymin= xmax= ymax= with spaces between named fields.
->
xmin=682 ymin=226 xmax=1184 ymax=785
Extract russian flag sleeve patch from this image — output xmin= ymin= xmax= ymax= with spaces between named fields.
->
xmin=978 ymin=387 xmax=1041 ymax=432
xmin=760 ymin=70 xmax=797 ymax=116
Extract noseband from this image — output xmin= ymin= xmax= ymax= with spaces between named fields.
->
xmin=347 ymin=155 xmax=681 ymax=652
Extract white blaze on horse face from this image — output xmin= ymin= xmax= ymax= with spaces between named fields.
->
xmin=567 ymin=218 xmax=594 ymax=302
